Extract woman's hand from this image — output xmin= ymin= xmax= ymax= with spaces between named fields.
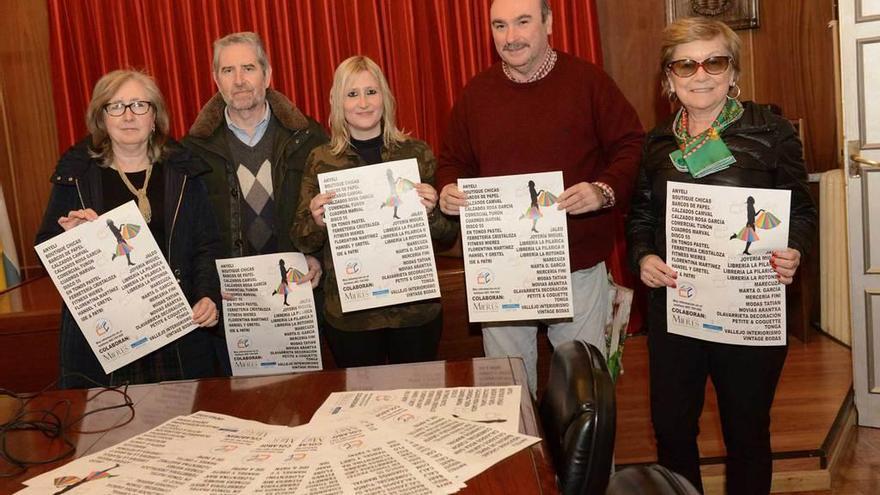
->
xmin=639 ymin=254 xmax=678 ymax=288
xmin=439 ymin=184 xmax=467 ymax=215
xmin=771 ymin=248 xmax=801 ymax=285
xmin=192 ymin=297 xmax=219 ymax=327
xmin=303 ymin=255 xmax=323 ymax=289
xmin=57 ymin=209 xmax=98 ymax=231
xmin=414 ymin=183 xmax=439 ymax=213
xmin=309 ymin=192 xmax=335 ymax=228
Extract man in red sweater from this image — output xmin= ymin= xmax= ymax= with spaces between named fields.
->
xmin=437 ymin=0 xmax=644 ymax=394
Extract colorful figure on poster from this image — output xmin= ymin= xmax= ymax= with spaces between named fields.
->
xmin=519 ymin=180 xmax=557 ymax=233
xmin=272 ymin=258 xmax=306 ymax=306
xmin=53 ymin=463 xmax=120 ymax=493
xmin=107 ymin=219 xmax=139 ymax=266
xmin=381 ymin=169 xmax=415 ymax=220
xmin=730 ymin=196 xmax=781 ymax=254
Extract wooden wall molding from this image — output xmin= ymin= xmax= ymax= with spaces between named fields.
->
xmin=0 ymin=0 xmax=60 ymax=282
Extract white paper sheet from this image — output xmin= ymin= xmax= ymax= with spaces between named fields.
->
xmin=216 ymin=253 xmax=322 ymax=376
xmin=310 ymin=387 xmax=522 ymax=434
xmin=319 ymin=159 xmax=440 ymax=312
xmin=343 ymin=404 xmax=541 ymax=482
xmin=665 ymin=181 xmax=791 ymax=345
xmin=459 ymin=172 xmax=573 ymax=322
xmin=34 ymin=201 xmax=197 ymax=373
xmin=23 ymin=411 xmax=281 ymax=492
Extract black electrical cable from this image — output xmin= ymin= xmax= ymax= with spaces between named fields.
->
xmin=0 ymin=373 xmax=135 ymax=479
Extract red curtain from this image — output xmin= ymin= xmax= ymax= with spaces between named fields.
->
xmin=47 ymin=0 xmax=643 ymax=333
xmin=48 ymin=0 xmax=603 ymax=151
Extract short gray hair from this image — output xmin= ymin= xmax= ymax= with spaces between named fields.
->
xmin=212 ymin=32 xmax=271 ymax=76
xmin=541 ymin=0 xmax=551 ymax=22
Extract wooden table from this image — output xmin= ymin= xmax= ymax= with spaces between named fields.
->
xmin=0 ymin=357 xmax=558 ymax=494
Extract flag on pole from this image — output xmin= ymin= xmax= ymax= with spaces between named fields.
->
xmin=0 ymin=183 xmax=21 ymax=290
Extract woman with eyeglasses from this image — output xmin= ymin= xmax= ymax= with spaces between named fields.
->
xmin=626 ymin=17 xmax=816 ymax=494
xmin=36 ymin=69 xmax=223 ymax=388
xmin=293 ymin=56 xmax=457 ymax=368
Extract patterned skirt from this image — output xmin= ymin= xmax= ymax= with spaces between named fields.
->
xmin=735 ymin=225 xmax=760 ymax=242
xmin=383 ymin=194 xmax=402 ymax=208
xmin=115 ymin=241 xmax=133 ymax=256
xmin=520 ymin=205 xmax=543 ymax=220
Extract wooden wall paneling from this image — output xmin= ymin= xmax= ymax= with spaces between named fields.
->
xmin=595 ymin=0 xmax=669 ymax=131
xmin=738 ymin=30 xmax=757 ymax=102
xmin=0 ymin=0 xmax=60 ymax=280
xmin=435 ymin=257 xmax=484 ymax=360
xmin=750 ymin=0 xmax=837 ymax=173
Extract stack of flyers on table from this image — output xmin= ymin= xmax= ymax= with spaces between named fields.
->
xmin=17 ymin=387 xmax=538 ymax=494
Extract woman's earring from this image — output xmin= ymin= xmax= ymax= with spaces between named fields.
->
xmin=728 ymin=83 xmax=742 ymax=99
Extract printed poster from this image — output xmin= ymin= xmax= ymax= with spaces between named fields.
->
xmin=319 ymin=159 xmax=440 ymax=313
xmin=216 ymin=253 xmax=322 ymax=375
xmin=665 ymin=181 xmax=791 ymax=345
xmin=459 ymin=172 xmax=573 ymax=322
xmin=34 ymin=201 xmax=196 ymax=373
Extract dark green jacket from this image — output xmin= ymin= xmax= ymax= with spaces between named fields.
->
xmin=182 ymin=89 xmax=329 ymax=257
xmin=293 ymin=139 xmax=457 ymax=331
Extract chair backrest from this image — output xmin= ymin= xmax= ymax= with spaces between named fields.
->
xmin=539 ymin=340 xmax=616 ymax=495
xmin=606 ymin=465 xmax=701 ymax=495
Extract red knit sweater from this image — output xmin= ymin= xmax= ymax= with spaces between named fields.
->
xmin=437 ymin=52 xmax=645 ymax=272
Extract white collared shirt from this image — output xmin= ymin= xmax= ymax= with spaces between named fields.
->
xmin=225 ymin=102 xmax=271 ymax=147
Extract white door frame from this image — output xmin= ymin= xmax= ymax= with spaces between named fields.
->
xmin=839 ymin=0 xmax=880 ymax=427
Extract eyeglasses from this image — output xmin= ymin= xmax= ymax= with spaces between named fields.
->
xmin=103 ymin=100 xmax=153 ymax=117
xmin=665 ymin=56 xmax=732 ymax=77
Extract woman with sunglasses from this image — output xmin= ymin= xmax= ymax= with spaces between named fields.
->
xmin=36 ymin=69 xmax=223 ymax=388
xmin=626 ymin=17 xmax=816 ymax=494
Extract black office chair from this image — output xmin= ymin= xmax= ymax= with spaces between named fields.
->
xmin=606 ymin=465 xmax=700 ymax=495
xmin=539 ymin=340 xmax=616 ymax=495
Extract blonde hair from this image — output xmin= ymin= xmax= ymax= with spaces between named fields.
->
xmin=327 ymin=56 xmax=408 ymax=156
xmin=213 ymin=31 xmax=271 ymax=76
xmin=85 ymin=69 xmax=169 ymax=165
xmin=660 ymin=17 xmax=741 ymax=96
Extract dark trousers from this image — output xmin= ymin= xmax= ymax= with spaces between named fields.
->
xmin=648 ymin=329 xmax=787 ymax=495
xmin=323 ymin=314 xmax=443 ymax=368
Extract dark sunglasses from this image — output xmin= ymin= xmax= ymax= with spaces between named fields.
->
xmin=666 ymin=56 xmax=732 ymax=77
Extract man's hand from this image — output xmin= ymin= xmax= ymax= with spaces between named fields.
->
xmin=57 ymin=208 xmax=98 ymax=231
xmin=309 ymin=192 xmax=335 ymax=228
xmin=302 ymin=255 xmax=323 ymax=289
xmin=556 ymin=182 xmax=605 ymax=215
xmin=192 ymin=297 xmax=219 ymax=327
xmin=439 ymin=184 xmax=467 ymax=215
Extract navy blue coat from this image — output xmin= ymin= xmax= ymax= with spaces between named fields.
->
xmin=35 ymin=138 xmax=222 ymax=388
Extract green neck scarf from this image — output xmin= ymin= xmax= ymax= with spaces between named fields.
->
xmin=669 ymin=97 xmax=744 ymax=178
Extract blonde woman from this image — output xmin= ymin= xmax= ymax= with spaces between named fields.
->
xmin=293 ymin=56 xmax=456 ymax=367
xmin=36 ymin=70 xmax=222 ymax=388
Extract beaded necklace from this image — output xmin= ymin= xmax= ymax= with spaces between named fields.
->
xmin=674 ymin=99 xmax=740 ymax=157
